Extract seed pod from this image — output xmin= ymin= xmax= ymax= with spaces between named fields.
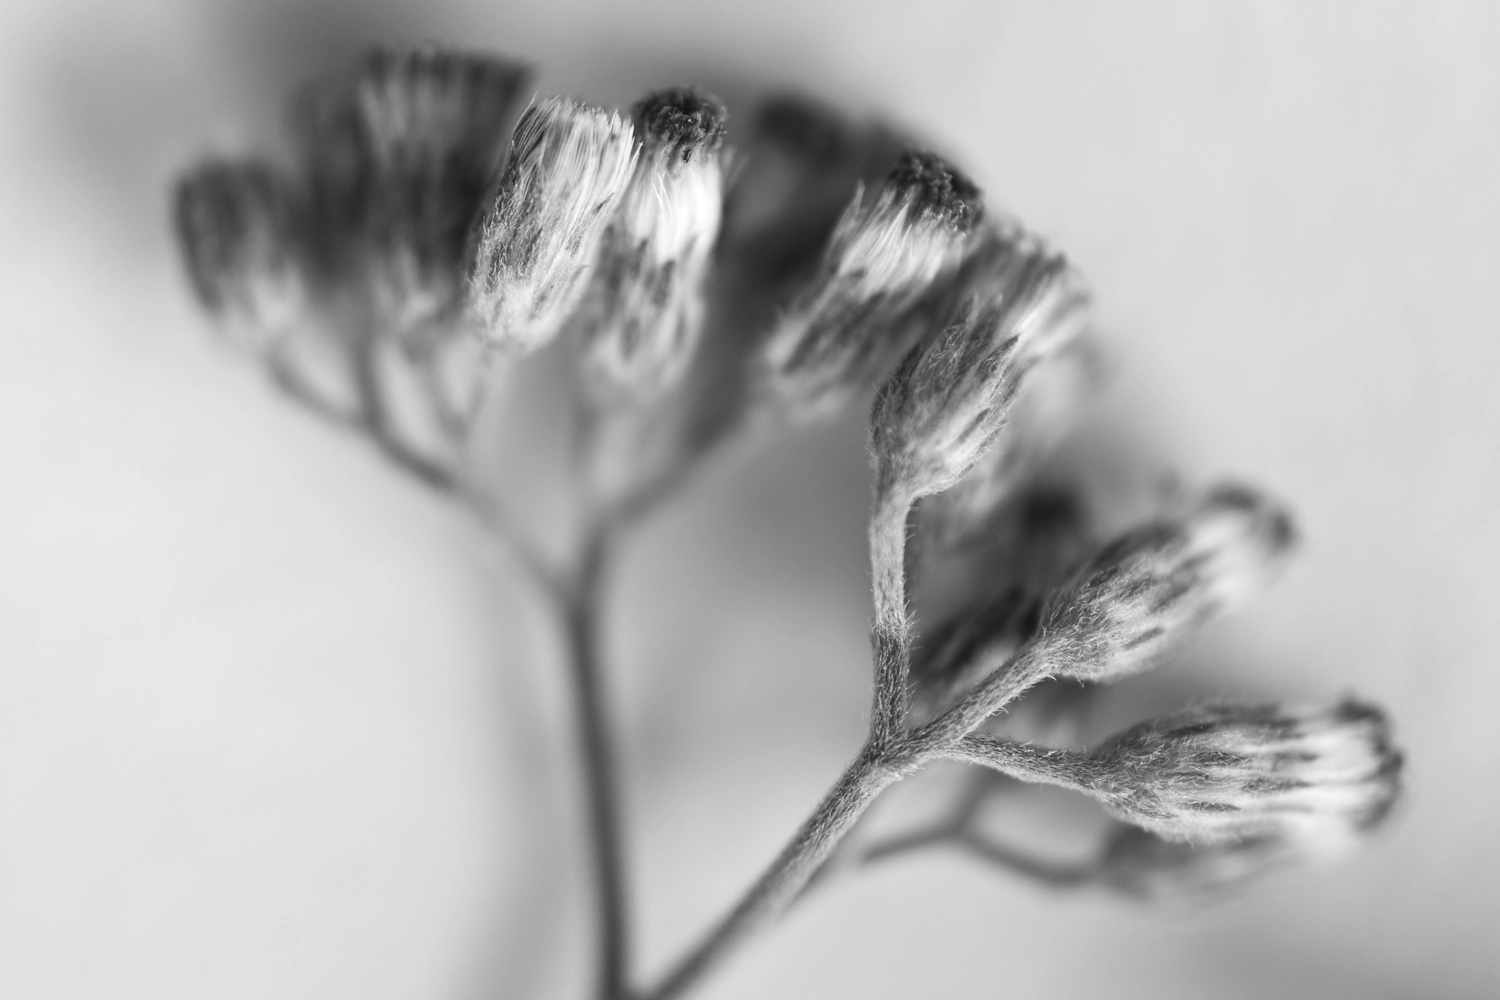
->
xmin=469 ymin=97 xmax=637 ymax=353
xmin=1087 ymin=698 xmax=1403 ymax=847
xmin=1031 ymin=484 xmax=1297 ymax=682
xmin=172 ymin=158 xmax=308 ymax=342
xmin=760 ymin=149 xmax=984 ymax=420
xmin=579 ymin=87 xmax=728 ymax=400
xmin=351 ymin=46 xmax=530 ymax=332
xmin=870 ymin=234 xmax=1089 ymax=503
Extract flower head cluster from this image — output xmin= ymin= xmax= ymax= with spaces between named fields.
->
xmin=172 ymin=45 xmax=1405 ymax=926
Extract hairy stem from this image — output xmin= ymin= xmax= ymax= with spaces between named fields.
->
xmin=944 ymin=734 xmax=1090 ymax=792
xmin=561 ymin=526 xmax=632 ymax=1000
xmin=642 ymin=747 xmax=914 ymax=1000
xmin=909 ymin=646 xmax=1048 ymax=751
xmin=869 ymin=491 xmax=916 ymax=748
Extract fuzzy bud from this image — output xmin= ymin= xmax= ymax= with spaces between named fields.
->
xmin=1030 ymin=484 xmax=1297 ymax=682
xmin=351 ymin=46 xmax=529 ymax=332
xmin=172 ymin=158 xmax=307 ymax=340
xmin=760 ymin=150 xmax=984 ymax=420
xmin=579 ymin=87 xmax=728 ymax=399
xmin=1087 ymin=699 xmax=1402 ymax=848
xmin=924 ymin=333 xmax=1101 ymax=547
xmin=469 ymin=97 xmax=637 ymax=353
xmin=870 ymin=237 xmax=1090 ymax=502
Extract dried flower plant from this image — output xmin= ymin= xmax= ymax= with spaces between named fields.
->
xmin=171 ymin=43 xmax=1406 ymax=1000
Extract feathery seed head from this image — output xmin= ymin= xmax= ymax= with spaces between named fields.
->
xmin=469 ymin=97 xmax=637 ymax=353
xmin=1031 ymin=484 xmax=1297 ymax=682
xmin=173 ymin=158 xmax=308 ymax=342
xmin=1087 ymin=699 xmax=1403 ymax=849
xmin=578 ymin=88 xmax=728 ymax=399
xmin=760 ymin=149 xmax=984 ymax=420
xmin=870 ymin=238 xmax=1090 ymax=503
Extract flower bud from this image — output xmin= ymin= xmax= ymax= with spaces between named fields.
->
xmin=1030 ymin=484 xmax=1297 ymax=682
xmin=760 ymin=149 xmax=984 ymax=420
xmin=172 ymin=158 xmax=308 ymax=341
xmin=579 ymin=87 xmax=728 ymax=400
xmin=351 ymin=46 xmax=529 ymax=332
xmin=469 ymin=97 xmax=637 ymax=353
xmin=1087 ymin=698 xmax=1403 ymax=848
xmin=924 ymin=333 xmax=1101 ymax=547
xmin=870 ymin=235 xmax=1089 ymax=502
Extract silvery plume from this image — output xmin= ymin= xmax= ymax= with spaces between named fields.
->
xmin=759 ymin=150 xmax=983 ymax=420
xmin=349 ymin=46 xmax=529 ymax=334
xmin=1084 ymin=699 xmax=1402 ymax=847
xmin=578 ymin=87 xmax=728 ymax=401
xmin=870 ymin=232 xmax=1090 ymax=504
xmin=173 ymin=158 xmax=308 ymax=344
xmin=469 ymin=96 xmax=637 ymax=353
xmin=1029 ymin=484 xmax=1297 ymax=683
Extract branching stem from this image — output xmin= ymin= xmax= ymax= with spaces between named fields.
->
xmin=642 ymin=745 xmax=916 ymax=1000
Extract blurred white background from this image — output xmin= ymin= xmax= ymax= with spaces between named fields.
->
xmin=1 ymin=1 xmax=1497 ymax=998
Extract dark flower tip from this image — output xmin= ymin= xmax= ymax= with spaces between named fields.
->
xmin=889 ymin=149 xmax=984 ymax=232
xmin=634 ymin=87 xmax=728 ymax=161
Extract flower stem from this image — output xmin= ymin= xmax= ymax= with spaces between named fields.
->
xmin=642 ymin=746 xmax=913 ymax=1000
xmin=559 ymin=526 xmax=632 ymax=1000
xmin=868 ymin=491 xmax=915 ymax=748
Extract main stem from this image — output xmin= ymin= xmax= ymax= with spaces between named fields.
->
xmin=642 ymin=746 xmax=909 ymax=1000
xmin=560 ymin=526 xmax=631 ymax=1000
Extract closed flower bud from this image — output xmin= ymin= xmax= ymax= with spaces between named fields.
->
xmin=924 ymin=333 xmax=1101 ymax=547
xmin=761 ymin=150 xmax=984 ymax=420
xmin=351 ymin=46 xmax=529 ymax=332
xmin=172 ymin=158 xmax=308 ymax=340
xmin=469 ymin=97 xmax=637 ymax=353
xmin=870 ymin=237 xmax=1089 ymax=502
xmin=1030 ymin=484 xmax=1297 ymax=682
xmin=579 ymin=87 xmax=728 ymax=400
xmin=1087 ymin=699 xmax=1403 ymax=848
